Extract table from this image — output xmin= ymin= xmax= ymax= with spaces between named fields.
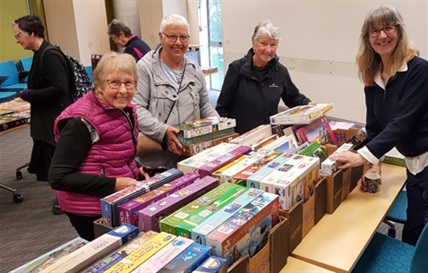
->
xmin=280 ymin=257 xmax=335 ymax=273
xmin=290 ymin=164 xmax=406 ymax=273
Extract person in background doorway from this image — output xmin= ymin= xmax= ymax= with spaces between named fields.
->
xmin=132 ymin=14 xmax=218 ymax=167
xmin=49 ymin=52 xmax=148 ymax=241
xmin=329 ymin=4 xmax=428 ymax=246
xmin=108 ymin=19 xmax=151 ymax=62
xmin=215 ymin=19 xmax=315 ymax=135
xmin=12 ymin=15 xmax=74 ymax=215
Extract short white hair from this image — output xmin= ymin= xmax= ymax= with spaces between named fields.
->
xmin=160 ymin=14 xmax=190 ymax=34
xmin=252 ymin=19 xmax=280 ymax=43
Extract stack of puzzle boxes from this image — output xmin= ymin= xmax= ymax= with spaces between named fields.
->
xmin=174 ymin=117 xmax=238 ymax=156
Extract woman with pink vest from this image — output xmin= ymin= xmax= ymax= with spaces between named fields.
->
xmin=49 ymin=52 xmax=147 ymax=240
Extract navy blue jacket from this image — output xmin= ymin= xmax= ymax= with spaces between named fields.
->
xmin=216 ymin=48 xmax=311 ymax=134
xmin=365 ymin=56 xmax=428 ymax=158
xmin=124 ymin=35 xmax=150 ymax=62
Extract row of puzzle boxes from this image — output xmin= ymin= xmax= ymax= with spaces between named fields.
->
xmin=94 ymin=195 xmax=290 ymax=273
xmin=98 ymin=171 xmax=283 ymax=267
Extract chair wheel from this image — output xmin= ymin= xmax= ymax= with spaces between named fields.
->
xmin=388 ymin=228 xmax=396 ymax=238
xmin=13 ymin=193 xmax=24 ymax=203
xmin=16 ymin=171 xmax=23 ymax=180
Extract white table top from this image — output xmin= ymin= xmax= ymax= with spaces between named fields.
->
xmin=290 ymin=164 xmax=406 ymax=273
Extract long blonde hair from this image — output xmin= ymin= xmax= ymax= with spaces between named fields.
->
xmin=356 ymin=4 xmax=418 ymax=85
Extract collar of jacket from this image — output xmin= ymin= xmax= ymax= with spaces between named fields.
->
xmin=240 ymin=48 xmax=279 ymax=77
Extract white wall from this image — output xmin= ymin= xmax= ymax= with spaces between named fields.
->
xmin=44 ymin=0 xmax=110 ymax=66
xmin=221 ymin=0 xmax=428 ymax=123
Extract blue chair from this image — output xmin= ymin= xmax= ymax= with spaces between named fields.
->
xmin=384 ymin=190 xmax=407 ymax=237
xmin=84 ymin=66 xmax=93 ymax=82
xmin=352 ymin=223 xmax=428 ymax=273
xmin=0 ymin=91 xmax=17 ymax=103
xmin=0 ymin=61 xmax=27 ymax=92
xmin=17 ymin=57 xmax=33 ymax=83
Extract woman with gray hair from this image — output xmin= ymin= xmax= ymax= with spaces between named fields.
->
xmin=330 ymin=4 xmax=428 ymax=246
xmin=216 ymin=19 xmax=313 ymax=134
xmin=108 ymin=19 xmax=151 ymax=61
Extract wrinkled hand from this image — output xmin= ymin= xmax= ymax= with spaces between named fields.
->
xmin=19 ymin=89 xmax=30 ymax=101
xmin=165 ymin=126 xmax=183 ymax=155
xmin=361 ymin=164 xmax=382 ymax=192
xmin=308 ymin=101 xmax=317 ymax=106
xmin=114 ymin=177 xmax=138 ymax=191
xmin=329 ymin=151 xmax=367 ymax=169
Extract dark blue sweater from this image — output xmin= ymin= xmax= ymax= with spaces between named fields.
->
xmin=365 ymin=56 xmax=428 ymax=158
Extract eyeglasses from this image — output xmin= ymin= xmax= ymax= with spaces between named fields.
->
xmin=368 ymin=25 xmax=396 ymax=37
xmin=106 ymin=79 xmax=136 ymax=90
xmin=14 ymin=31 xmax=23 ymax=39
xmin=162 ymin=32 xmax=190 ymax=43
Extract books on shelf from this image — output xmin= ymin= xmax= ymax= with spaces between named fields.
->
xmin=269 ymin=103 xmax=333 ymax=125
xmin=174 ymin=117 xmax=236 ymax=139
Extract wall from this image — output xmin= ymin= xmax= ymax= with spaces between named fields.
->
xmin=221 ymin=0 xmax=428 ymax=123
xmin=138 ymin=0 xmax=200 ymax=49
xmin=0 ymin=0 xmax=32 ymax=62
xmin=43 ymin=0 xmax=110 ymax=65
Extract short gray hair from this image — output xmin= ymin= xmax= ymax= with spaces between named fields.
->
xmin=107 ymin=19 xmax=132 ymax=37
xmin=160 ymin=14 xmax=189 ymax=34
xmin=252 ymin=19 xmax=280 ymax=43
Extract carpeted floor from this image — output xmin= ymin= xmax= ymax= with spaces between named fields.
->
xmin=0 ymin=126 xmax=77 ymax=272
xmin=0 ymin=123 xmax=403 ymax=272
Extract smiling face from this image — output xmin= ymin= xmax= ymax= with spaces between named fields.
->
xmin=97 ymin=70 xmax=135 ymax=109
xmin=368 ymin=23 xmax=398 ymax=60
xmin=159 ymin=24 xmax=189 ymax=60
xmin=252 ymin=35 xmax=278 ymax=68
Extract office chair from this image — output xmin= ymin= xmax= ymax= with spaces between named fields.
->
xmin=352 ymin=223 xmax=428 ymax=273
xmin=0 ymin=184 xmax=24 ymax=203
xmin=383 ymin=190 xmax=407 ymax=237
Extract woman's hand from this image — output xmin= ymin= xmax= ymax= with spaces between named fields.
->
xmin=329 ymin=151 xmax=367 ymax=169
xmin=165 ymin=126 xmax=183 ymax=155
xmin=361 ymin=164 xmax=382 ymax=192
xmin=114 ymin=177 xmax=138 ymax=191
xmin=138 ymin=167 xmax=150 ymax=180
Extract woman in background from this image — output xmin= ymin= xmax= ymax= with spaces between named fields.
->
xmin=330 ymin=4 xmax=428 ymax=246
xmin=216 ymin=19 xmax=314 ymax=134
xmin=49 ymin=52 xmax=147 ymax=240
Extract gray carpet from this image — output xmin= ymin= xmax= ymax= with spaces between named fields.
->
xmin=0 ymin=126 xmax=77 ymax=272
xmin=0 ymin=124 xmax=403 ymax=272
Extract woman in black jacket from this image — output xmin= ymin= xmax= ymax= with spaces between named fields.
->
xmin=216 ymin=19 xmax=314 ymax=134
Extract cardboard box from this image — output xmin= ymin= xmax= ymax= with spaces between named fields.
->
xmin=341 ymin=168 xmax=351 ymax=201
xmin=157 ymin=243 xmax=211 ymax=273
xmin=40 ymin=224 xmax=139 ymax=273
xmin=333 ymin=127 xmax=359 ymax=146
xmin=350 ymin=165 xmax=363 ymax=192
xmin=101 ymin=168 xmax=183 ymax=227
xmin=133 ymin=237 xmax=195 ymax=273
xmin=193 ymin=256 xmax=228 ymax=273
xmin=83 ymin=231 xmax=158 ymax=273
xmin=138 ymin=175 xmax=219 ymax=232
xmin=93 ymin=218 xmax=113 ymax=238
xmin=159 ymin=183 xmax=244 ymax=235
xmin=227 ymin=216 xmax=289 ymax=273
xmin=324 ymin=170 xmax=343 ymax=214
xmin=302 ymin=193 xmax=315 ymax=238
xmin=315 ymin=177 xmax=327 ymax=224
xmin=280 ymin=201 xmax=303 ymax=254
xmin=191 ymin=188 xmax=265 ymax=245
xmin=10 ymin=237 xmax=88 ymax=273
xmin=104 ymin=232 xmax=176 ymax=273
xmin=206 ymin=193 xmax=279 ymax=265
